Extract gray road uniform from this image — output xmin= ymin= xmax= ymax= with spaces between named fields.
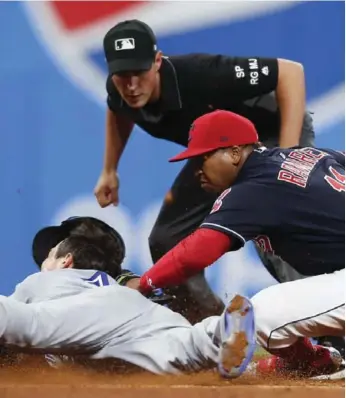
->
xmin=0 ymin=269 xmax=224 ymax=374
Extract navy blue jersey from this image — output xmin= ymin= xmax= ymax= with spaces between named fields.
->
xmin=201 ymin=147 xmax=345 ymax=276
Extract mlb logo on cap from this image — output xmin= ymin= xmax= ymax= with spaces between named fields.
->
xmin=115 ymin=38 xmax=135 ymax=51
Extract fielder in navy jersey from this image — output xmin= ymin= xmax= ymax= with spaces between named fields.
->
xmin=137 ymin=110 xmax=344 ymax=291
xmin=202 ymin=145 xmax=344 ymax=277
xmin=135 ymin=110 xmax=344 ymax=378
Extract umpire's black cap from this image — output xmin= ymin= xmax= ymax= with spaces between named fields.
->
xmin=103 ymin=19 xmax=157 ymax=74
xmin=32 ymin=217 xmax=126 ymax=276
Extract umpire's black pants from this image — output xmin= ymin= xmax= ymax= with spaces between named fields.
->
xmin=149 ymin=113 xmax=315 ymax=324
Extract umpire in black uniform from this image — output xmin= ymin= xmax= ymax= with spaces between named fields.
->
xmin=94 ymin=19 xmax=314 ymax=322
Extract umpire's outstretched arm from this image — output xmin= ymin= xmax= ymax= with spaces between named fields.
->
xmin=275 ymin=59 xmax=305 ymax=148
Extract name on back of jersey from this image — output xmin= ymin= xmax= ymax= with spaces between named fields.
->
xmin=277 ymin=148 xmax=328 ymax=188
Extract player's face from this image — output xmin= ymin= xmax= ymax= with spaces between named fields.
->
xmin=196 ymin=147 xmax=242 ymax=193
xmin=111 ymin=52 xmax=162 ymax=108
xmin=41 ymin=242 xmax=73 ymax=272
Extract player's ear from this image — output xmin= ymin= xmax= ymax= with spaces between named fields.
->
xmin=229 ymin=146 xmax=242 ymax=164
xmin=62 ymin=253 xmax=73 ymax=269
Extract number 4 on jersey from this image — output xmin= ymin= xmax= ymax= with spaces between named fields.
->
xmin=325 ymin=166 xmax=345 ymax=193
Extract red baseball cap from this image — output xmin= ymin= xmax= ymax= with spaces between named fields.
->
xmin=169 ymin=110 xmax=259 ymax=162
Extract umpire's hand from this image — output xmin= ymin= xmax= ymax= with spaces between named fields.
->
xmin=94 ymin=169 xmax=120 ymax=207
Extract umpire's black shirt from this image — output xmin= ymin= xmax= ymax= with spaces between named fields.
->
xmin=107 ymin=54 xmax=313 ymax=146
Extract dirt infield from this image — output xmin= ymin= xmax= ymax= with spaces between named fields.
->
xmin=1 ymin=384 xmax=344 ymax=398
xmin=0 ymin=363 xmax=344 ymax=398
